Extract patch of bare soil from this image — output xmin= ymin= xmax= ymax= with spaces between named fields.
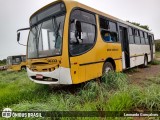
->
xmin=126 ymin=64 xmax=160 ymax=86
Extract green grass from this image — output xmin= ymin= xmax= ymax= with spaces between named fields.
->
xmin=0 ymin=71 xmax=50 ymax=110
xmin=101 ymin=71 xmax=128 ymax=90
xmin=155 ymin=51 xmax=160 ymax=58
xmin=150 ymin=59 xmax=160 ymax=65
xmin=0 ymin=70 xmax=160 ymax=119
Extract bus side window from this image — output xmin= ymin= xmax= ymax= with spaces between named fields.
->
xmin=134 ymin=29 xmax=141 ymax=44
xmin=144 ymin=32 xmax=149 ymax=44
xmin=129 ymin=27 xmax=135 ymax=44
xmin=140 ymin=31 xmax=145 ymax=44
xmin=99 ymin=17 xmax=118 ymax=42
xmin=109 ymin=21 xmax=118 ymax=42
xmin=69 ymin=10 xmax=96 ymax=56
xmin=152 ymin=35 xmax=154 ymax=45
xmin=16 ymin=58 xmax=21 ymax=64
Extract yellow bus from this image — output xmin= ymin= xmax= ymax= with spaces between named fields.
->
xmin=7 ymin=55 xmax=27 ymax=71
xmin=17 ymin=0 xmax=155 ymax=85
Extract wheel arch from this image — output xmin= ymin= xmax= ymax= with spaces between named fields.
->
xmin=21 ymin=65 xmax=26 ymax=70
xmin=104 ymin=58 xmax=116 ymax=70
xmin=144 ymin=53 xmax=148 ymax=58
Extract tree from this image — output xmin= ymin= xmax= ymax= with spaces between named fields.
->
xmin=0 ymin=59 xmax=6 ymax=65
xmin=126 ymin=21 xmax=150 ymax=31
xmin=155 ymin=40 xmax=160 ymax=51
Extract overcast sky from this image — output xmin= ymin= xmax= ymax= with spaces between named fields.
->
xmin=0 ymin=0 xmax=159 ymax=60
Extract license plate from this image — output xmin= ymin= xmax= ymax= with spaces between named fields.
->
xmin=36 ymin=74 xmax=43 ymax=79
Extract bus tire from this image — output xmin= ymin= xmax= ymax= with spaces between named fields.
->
xmin=143 ymin=55 xmax=148 ymax=67
xmin=21 ymin=66 xmax=26 ymax=71
xmin=103 ymin=62 xmax=114 ymax=75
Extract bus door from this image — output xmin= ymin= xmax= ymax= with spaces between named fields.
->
xmin=148 ymin=34 xmax=153 ymax=61
xmin=119 ymin=25 xmax=130 ymax=69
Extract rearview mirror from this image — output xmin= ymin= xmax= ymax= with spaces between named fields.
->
xmin=17 ymin=27 xmax=30 ymax=46
xmin=17 ymin=32 xmax=20 ymax=42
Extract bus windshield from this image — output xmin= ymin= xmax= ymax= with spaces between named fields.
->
xmin=7 ymin=57 xmax=12 ymax=65
xmin=7 ymin=56 xmax=22 ymax=65
xmin=28 ymin=15 xmax=65 ymax=59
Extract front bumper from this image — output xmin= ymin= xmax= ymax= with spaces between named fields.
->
xmin=27 ymin=67 xmax=72 ymax=85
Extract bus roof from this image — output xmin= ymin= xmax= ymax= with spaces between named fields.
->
xmin=30 ymin=0 xmax=153 ymax=34
xmin=7 ymin=55 xmax=26 ymax=58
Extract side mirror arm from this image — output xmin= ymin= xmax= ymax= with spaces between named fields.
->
xmin=17 ymin=27 xmax=30 ymax=46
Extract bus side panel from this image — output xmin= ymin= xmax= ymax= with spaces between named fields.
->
xmin=70 ymin=42 xmax=122 ymax=84
xmin=70 ymin=54 xmax=102 ymax=84
xmin=69 ymin=14 xmax=123 ymax=84
xmin=70 ymin=57 xmax=86 ymax=84
xmin=85 ymin=63 xmax=102 ymax=81
xmin=129 ymin=44 xmax=151 ymax=67
xmin=10 ymin=65 xmax=21 ymax=71
xmin=115 ymin=59 xmax=123 ymax=72
xmin=103 ymin=43 xmax=122 ymax=72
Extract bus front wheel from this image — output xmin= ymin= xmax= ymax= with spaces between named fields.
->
xmin=103 ymin=62 xmax=114 ymax=75
xmin=21 ymin=66 xmax=26 ymax=71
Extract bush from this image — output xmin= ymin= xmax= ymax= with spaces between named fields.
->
xmin=105 ymin=91 xmax=133 ymax=111
xmin=135 ymin=85 xmax=160 ymax=110
xmin=155 ymin=41 xmax=160 ymax=51
xmin=101 ymin=71 xmax=128 ymax=90
xmin=150 ymin=59 xmax=160 ymax=65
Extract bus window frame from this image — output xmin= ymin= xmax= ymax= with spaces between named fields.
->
xmin=69 ymin=8 xmax=97 ymax=57
xmin=144 ymin=32 xmax=149 ymax=45
xmin=139 ymin=30 xmax=145 ymax=45
xmin=152 ymin=34 xmax=155 ymax=45
xmin=128 ymin=27 xmax=135 ymax=44
xmin=27 ymin=13 xmax=66 ymax=59
xmin=134 ymin=29 xmax=141 ymax=45
xmin=99 ymin=16 xmax=119 ymax=43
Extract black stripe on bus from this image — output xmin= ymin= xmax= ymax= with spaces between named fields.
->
xmin=79 ymin=58 xmax=122 ymax=66
xmin=114 ymin=58 xmax=122 ymax=61
xmin=79 ymin=61 xmax=104 ymax=66
xmin=130 ymin=53 xmax=151 ymax=58
xmin=130 ymin=54 xmax=145 ymax=58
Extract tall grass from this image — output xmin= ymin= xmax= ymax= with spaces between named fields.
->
xmin=0 ymin=71 xmax=50 ymax=110
xmin=128 ymin=77 xmax=160 ymax=111
xmin=155 ymin=51 xmax=160 ymax=58
xmin=0 ymin=70 xmax=160 ymax=119
xmin=101 ymin=71 xmax=128 ymax=90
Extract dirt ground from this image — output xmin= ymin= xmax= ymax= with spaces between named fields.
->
xmin=126 ymin=63 xmax=160 ymax=86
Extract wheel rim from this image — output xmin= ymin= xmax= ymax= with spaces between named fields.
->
xmin=104 ymin=67 xmax=111 ymax=74
xmin=144 ymin=57 xmax=147 ymax=66
xmin=21 ymin=67 xmax=26 ymax=70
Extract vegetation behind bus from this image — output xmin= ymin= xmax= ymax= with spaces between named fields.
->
xmin=127 ymin=21 xmax=150 ymax=31
xmin=155 ymin=39 xmax=160 ymax=51
xmin=0 ymin=59 xmax=6 ymax=66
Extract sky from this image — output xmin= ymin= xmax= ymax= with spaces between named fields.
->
xmin=0 ymin=0 xmax=160 ymax=60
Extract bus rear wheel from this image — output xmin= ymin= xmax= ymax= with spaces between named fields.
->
xmin=103 ymin=62 xmax=114 ymax=75
xmin=143 ymin=55 xmax=148 ymax=67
